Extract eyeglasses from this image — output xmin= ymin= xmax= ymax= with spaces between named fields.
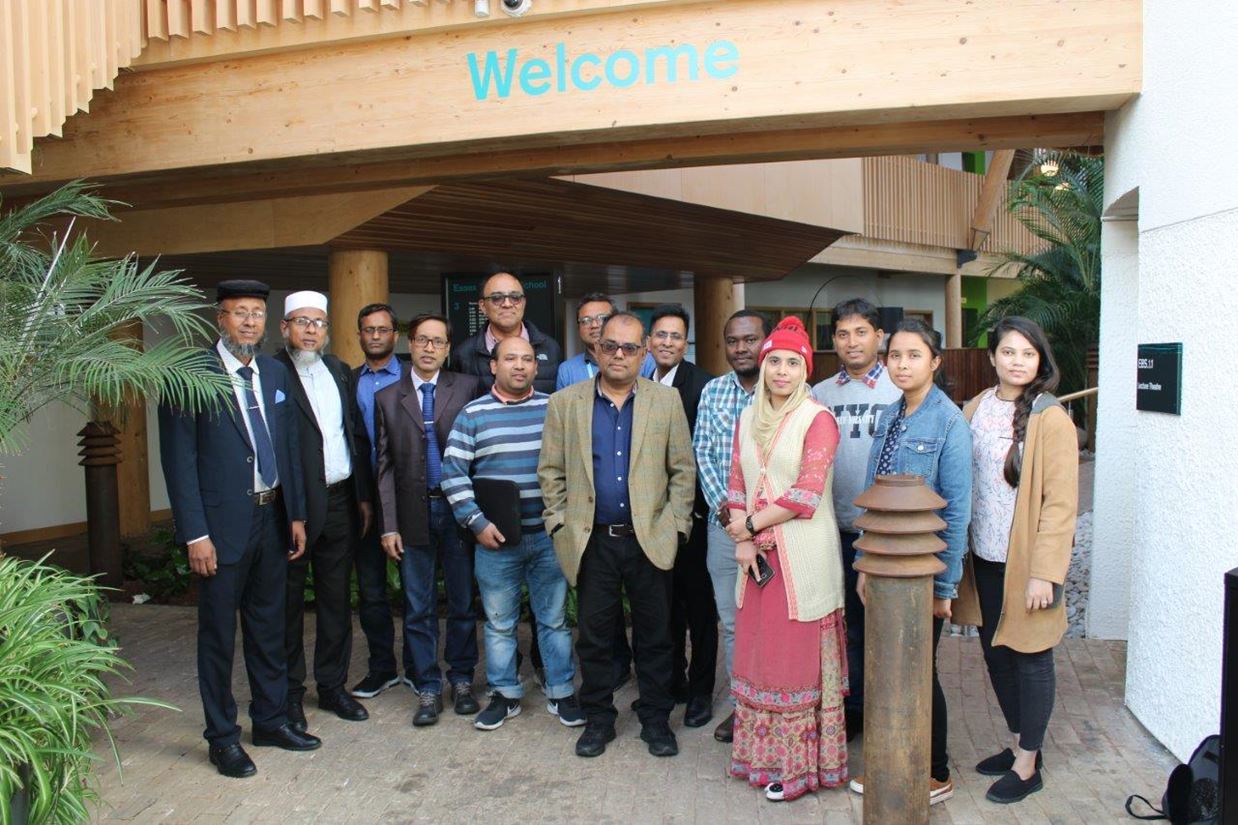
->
xmin=412 ymin=335 xmax=449 ymax=349
xmin=651 ymin=330 xmax=685 ymax=342
xmin=287 ymin=316 xmax=329 ymax=330
xmin=577 ymin=313 xmax=611 ymax=327
xmin=600 ymin=340 xmax=643 ymax=356
xmin=222 ymin=309 xmax=266 ymax=322
xmin=361 ymin=326 xmax=394 ymax=336
xmin=483 ymin=292 xmax=525 ymax=306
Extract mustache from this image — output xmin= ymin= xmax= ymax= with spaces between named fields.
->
xmin=219 ymin=326 xmax=266 ymax=360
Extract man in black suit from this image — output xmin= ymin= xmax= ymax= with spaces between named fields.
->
xmin=647 ymin=304 xmax=718 ymax=728
xmin=274 ymin=291 xmax=372 ymax=732
xmin=158 ymin=279 xmax=320 ymax=779
xmin=375 ymin=314 xmax=484 ymax=726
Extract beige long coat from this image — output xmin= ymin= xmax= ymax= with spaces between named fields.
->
xmin=537 ymin=376 xmax=696 ymax=586
xmin=952 ymin=392 xmax=1078 ymax=653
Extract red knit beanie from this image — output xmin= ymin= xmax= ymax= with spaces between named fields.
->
xmin=758 ymin=316 xmax=813 ymax=373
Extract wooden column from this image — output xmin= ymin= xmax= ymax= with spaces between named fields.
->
xmin=944 ymin=272 xmax=963 ymax=348
xmin=328 ymin=249 xmax=389 ymax=367
xmin=97 ymin=321 xmax=151 ymax=539
xmin=694 ymin=277 xmax=743 ymax=376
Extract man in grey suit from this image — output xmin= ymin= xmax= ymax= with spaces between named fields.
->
xmin=374 ymin=314 xmax=483 ymax=727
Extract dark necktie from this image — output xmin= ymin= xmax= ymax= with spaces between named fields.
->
xmin=236 ymin=366 xmax=278 ymax=488
xmin=420 ymin=382 xmax=442 ymax=489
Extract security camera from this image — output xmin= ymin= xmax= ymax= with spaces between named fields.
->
xmin=501 ymin=0 xmax=532 ymax=17
xmin=473 ymin=0 xmax=490 ymax=18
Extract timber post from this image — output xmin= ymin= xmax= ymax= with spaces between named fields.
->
xmin=77 ymin=422 xmax=124 ymax=589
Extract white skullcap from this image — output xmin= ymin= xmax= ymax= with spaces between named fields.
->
xmin=284 ymin=290 xmax=328 ymax=317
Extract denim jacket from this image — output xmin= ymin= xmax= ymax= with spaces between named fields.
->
xmin=862 ymin=383 xmax=973 ymax=599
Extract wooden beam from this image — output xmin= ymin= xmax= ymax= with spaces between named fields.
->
xmin=4 ymin=112 xmax=1104 ymax=209
xmin=970 ymin=148 xmax=1016 ymax=250
xmin=6 ymin=0 xmax=1138 ymax=186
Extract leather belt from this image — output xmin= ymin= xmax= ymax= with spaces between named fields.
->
xmin=253 ymin=488 xmax=280 ymax=506
xmin=326 ymin=479 xmax=351 ymax=495
xmin=596 ymin=523 xmax=635 ymax=538
xmin=427 ymin=487 xmax=445 ymax=499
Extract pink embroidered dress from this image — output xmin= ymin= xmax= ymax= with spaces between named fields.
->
xmin=726 ymin=406 xmax=848 ymax=800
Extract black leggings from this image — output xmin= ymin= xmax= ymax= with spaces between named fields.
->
xmin=973 ymin=556 xmax=1056 ymax=752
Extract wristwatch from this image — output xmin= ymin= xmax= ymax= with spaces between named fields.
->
xmin=745 ymin=514 xmax=756 ymax=538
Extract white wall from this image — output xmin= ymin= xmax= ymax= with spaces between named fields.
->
xmin=1099 ymin=0 xmax=1238 ymax=761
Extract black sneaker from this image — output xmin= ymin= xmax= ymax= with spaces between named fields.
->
xmin=976 ymin=748 xmax=1045 ymax=776
xmin=350 ymin=672 xmax=400 ymax=698
xmin=985 ymin=769 xmax=1043 ymax=804
xmin=639 ymin=720 xmax=679 ymax=757
xmin=547 ymin=694 xmax=586 ymax=727
xmin=575 ymin=722 xmax=617 ymax=757
xmin=412 ymin=692 xmax=443 ymax=727
xmin=474 ymin=696 xmax=521 ymax=730
xmin=452 ymin=683 xmax=480 ymax=716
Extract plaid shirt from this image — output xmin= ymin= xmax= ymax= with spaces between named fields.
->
xmin=692 ymin=371 xmax=756 ymax=513
xmin=833 ymin=360 xmax=886 ymax=389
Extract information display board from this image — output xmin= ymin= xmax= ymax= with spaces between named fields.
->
xmin=1136 ymin=342 xmax=1183 ymax=415
xmin=442 ymin=273 xmax=558 ymax=342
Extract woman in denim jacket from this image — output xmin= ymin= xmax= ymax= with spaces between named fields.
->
xmin=849 ymin=319 xmax=972 ymax=807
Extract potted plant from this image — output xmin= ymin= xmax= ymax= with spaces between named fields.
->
xmin=0 ymin=555 xmax=175 ymax=825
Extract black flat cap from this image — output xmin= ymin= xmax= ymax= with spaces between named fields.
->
xmin=216 ymin=279 xmax=270 ymax=302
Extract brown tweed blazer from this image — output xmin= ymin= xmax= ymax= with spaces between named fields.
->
xmin=537 ymin=376 xmax=695 ymax=585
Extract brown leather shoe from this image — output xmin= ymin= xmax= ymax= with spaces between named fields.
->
xmin=713 ymin=711 xmax=735 ymax=743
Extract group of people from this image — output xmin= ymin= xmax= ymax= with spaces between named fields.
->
xmin=158 ymin=272 xmax=1078 ymax=810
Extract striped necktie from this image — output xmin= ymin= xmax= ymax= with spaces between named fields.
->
xmin=236 ymin=366 xmax=278 ymax=488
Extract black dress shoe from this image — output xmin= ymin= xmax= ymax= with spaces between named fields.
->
xmin=287 ymin=697 xmax=308 ymax=734
xmin=714 ymin=711 xmax=735 ymax=743
xmin=413 ymin=692 xmax=443 ymax=727
xmin=683 ymin=696 xmax=713 ymax=728
xmin=319 ymin=689 xmax=369 ymax=721
xmin=985 ymin=769 xmax=1044 ymax=804
xmin=252 ymin=723 xmax=322 ymax=751
xmin=640 ymin=720 xmax=679 ymax=757
xmin=575 ymin=722 xmax=617 ymax=757
xmin=208 ymin=743 xmax=257 ymax=778
xmin=976 ymin=748 xmax=1044 ymax=776
xmin=452 ymin=683 xmax=480 ymax=716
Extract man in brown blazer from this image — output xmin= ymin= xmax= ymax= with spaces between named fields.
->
xmin=538 ymin=312 xmax=695 ymax=759
xmin=374 ymin=314 xmax=483 ymax=727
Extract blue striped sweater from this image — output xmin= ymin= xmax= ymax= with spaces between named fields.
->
xmin=441 ymin=390 xmax=549 ymax=535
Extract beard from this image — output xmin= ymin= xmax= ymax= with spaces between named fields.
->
xmin=284 ymin=334 xmax=327 ymax=367
xmin=735 ymin=364 xmax=760 ymax=379
xmin=220 ymin=326 xmax=266 ymax=360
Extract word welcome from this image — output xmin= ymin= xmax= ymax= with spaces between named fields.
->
xmin=467 ymin=40 xmax=740 ymax=101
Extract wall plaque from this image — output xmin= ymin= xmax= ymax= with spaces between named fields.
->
xmin=1136 ymin=342 xmax=1182 ymax=415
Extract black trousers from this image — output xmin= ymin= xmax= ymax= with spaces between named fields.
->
xmin=840 ymin=531 xmax=865 ymax=713
xmin=354 ymin=495 xmax=397 ymax=676
xmin=669 ymin=515 xmax=717 ymax=699
xmin=577 ymin=531 xmax=674 ymax=727
xmin=973 ymin=555 xmax=1056 ymax=752
xmin=197 ymin=498 xmax=288 ymax=746
xmin=931 ymin=616 xmax=949 ymax=781
xmin=286 ymin=483 xmax=356 ymax=699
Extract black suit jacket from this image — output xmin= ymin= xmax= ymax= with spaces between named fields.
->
xmin=669 ymin=359 xmax=714 ymax=517
xmin=373 ymin=369 xmax=483 ymax=546
xmin=274 ymin=351 xmax=372 ymax=547
xmin=158 ymin=348 xmax=306 ymax=564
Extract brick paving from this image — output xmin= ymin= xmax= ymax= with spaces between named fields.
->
xmin=90 ymin=605 xmax=1175 ymax=825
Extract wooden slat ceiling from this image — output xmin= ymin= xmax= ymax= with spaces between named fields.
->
xmin=154 ymin=177 xmax=847 ymax=297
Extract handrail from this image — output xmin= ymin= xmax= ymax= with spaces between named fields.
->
xmin=1058 ymin=387 xmax=1098 ymax=403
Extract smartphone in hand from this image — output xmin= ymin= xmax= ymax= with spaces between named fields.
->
xmin=748 ymin=554 xmax=775 ymax=588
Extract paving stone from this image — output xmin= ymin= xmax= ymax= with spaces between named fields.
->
xmin=91 ymin=604 xmax=1177 ymax=824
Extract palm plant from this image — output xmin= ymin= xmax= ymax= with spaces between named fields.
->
xmin=0 ymin=555 xmax=176 ymax=825
xmin=0 ymin=181 xmax=232 ymax=455
xmin=970 ymin=151 xmax=1103 ymax=395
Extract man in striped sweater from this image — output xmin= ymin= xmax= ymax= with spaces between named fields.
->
xmin=441 ymin=336 xmax=585 ymax=731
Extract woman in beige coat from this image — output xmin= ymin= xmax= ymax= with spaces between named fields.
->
xmin=953 ymin=316 xmax=1078 ymax=805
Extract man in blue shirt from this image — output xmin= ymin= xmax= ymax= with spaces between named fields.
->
xmin=556 ymin=292 xmax=655 ymax=389
xmin=349 ymin=303 xmax=408 ymax=700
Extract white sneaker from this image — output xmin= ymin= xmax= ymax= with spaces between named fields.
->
xmin=765 ymin=782 xmax=785 ymax=801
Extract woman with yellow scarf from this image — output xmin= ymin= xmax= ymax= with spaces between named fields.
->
xmin=723 ymin=317 xmax=848 ymax=802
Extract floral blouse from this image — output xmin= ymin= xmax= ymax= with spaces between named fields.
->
xmin=727 ymin=410 xmax=840 ymax=551
xmin=969 ymin=388 xmax=1019 ymax=563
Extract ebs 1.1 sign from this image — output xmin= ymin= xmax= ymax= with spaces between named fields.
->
xmin=1136 ymin=342 xmax=1182 ymax=415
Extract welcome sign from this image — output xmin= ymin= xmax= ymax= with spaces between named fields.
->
xmin=467 ymin=40 xmax=740 ymax=100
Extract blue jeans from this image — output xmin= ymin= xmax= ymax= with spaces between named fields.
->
xmin=705 ymin=520 xmax=737 ymax=703
xmin=473 ymin=530 xmax=575 ymax=700
xmin=399 ymin=497 xmax=477 ymax=694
